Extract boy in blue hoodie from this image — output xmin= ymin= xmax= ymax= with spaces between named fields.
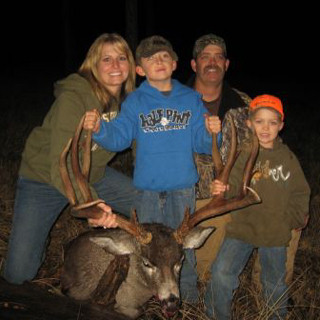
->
xmin=84 ymin=35 xmax=221 ymax=302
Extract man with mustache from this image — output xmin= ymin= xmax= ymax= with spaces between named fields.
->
xmin=188 ymin=34 xmax=251 ymax=282
xmin=189 ymin=34 xmax=249 ymax=117
xmin=190 ymin=35 xmax=303 ymax=302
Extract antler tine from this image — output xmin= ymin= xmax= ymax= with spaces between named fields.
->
xmin=241 ymin=133 xmax=259 ymax=194
xmin=71 ymin=114 xmax=93 ymax=203
xmin=58 ymin=115 xmax=105 ymax=219
xmin=59 ymin=115 xmax=152 ymax=244
xmin=59 ymin=137 xmax=76 ymax=206
xmin=217 ymin=116 xmax=239 ymax=185
xmin=211 ymin=132 xmax=223 ymax=177
xmin=82 ymin=127 xmax=92 ymax=180
xmin=211 ymin=114 xmax=237 ymax=180
xmin=174 ymin=117 xmax=261 ymax=243
xmin=116 ymin=211 xmax=152 ymax=245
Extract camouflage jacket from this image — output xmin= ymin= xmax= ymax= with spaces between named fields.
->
xmin=194 ymin=83 xmax=251 ymax=199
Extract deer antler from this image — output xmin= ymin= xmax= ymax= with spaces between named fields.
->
xmin=59 ymin=115 xmax=152 ymax=245
xmin=174 ymin=116 xmax=261 ymax=243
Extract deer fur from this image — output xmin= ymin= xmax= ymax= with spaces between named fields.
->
xmin=61 ymin=223 xmax=214 ymax=318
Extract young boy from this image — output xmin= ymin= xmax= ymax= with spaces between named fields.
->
xmin=84 ymin=35 xmax=221 ymax=302
xmin=205 ymin=94 xmax=310 ymax=320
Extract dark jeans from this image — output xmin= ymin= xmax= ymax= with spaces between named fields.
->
xmin=4 ymin=167 xmax=136 ymax=284
xmin=205 ymin=237 xmax=288 ymax=320
xmin=134 ymin=187 xmax=199 ymax=303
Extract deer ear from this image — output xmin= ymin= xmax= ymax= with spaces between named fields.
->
xmin=182 ymin=226 xmax=215 ymax=249
xmin=89 ymin=231 xmax=137 ymax=255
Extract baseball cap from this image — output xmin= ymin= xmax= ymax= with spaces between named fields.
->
xmin=135 ymin=35 xmax=178 ymax=64
xmin=193 ymin=34 xmax=227 ymax=58
xmin=249 ymin=94 xmax=284 ymax=120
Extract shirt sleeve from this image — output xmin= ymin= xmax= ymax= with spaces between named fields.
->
xmin=93 ymin=98 xmax=136 ymax=152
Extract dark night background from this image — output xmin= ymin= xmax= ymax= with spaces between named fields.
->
xmin=0 ymin=0 xmax=319 ymax=171
xmin=0 ymin=3 xmax=320 ymax=318
xmin=1 ymin=0 xmax=319 ymax=157
xmin=3 ymin=1 xmax=319 ymax=95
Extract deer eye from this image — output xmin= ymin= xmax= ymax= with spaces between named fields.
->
xmin=174 ymin=256 xmax=184 ymax=273
xmin=174 ymin=263 xmax=182 ymax=274
xmin=142 ymin=258 xmax=154 ymax=269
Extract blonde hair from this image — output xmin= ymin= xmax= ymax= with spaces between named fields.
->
xmin=248 ymin=107 xmax=283 ymax=122
xmin=78 ymin=33 xmax=136 ymax=111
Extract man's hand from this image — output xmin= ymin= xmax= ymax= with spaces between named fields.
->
xmin=204 ymin=114 xmax=221 ymax=134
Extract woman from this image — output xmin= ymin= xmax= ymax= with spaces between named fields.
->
xmin=4 ymin=33 xmax=137 ymax=284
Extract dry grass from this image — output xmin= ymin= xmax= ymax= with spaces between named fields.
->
xmin=1 ymin=154 xmax=319 ymax=320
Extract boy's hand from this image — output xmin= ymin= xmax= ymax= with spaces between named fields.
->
xmin=88 ymin=203 xmax=119 ymax=229
xmin=295 ymin=214 xmax=309 ymax=231
xmin=84 ymin=109 xmax=101 ymax=133
xmin=210 ymin=179 xmax=229 ymax=196
xmin=204 ymin=114 xmax=221 ymax=134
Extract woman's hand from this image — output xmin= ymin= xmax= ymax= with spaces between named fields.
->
xmin=210 ymin=179 xmax=229 ymax=196
xmin=88 ymin=203 xmax=118 ymax=229
xmin=83 ymin=109 xmax=101 ymax=133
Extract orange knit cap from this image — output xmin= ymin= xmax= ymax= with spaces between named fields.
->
xmin=249 ymin=94 xmax=284 ymax=120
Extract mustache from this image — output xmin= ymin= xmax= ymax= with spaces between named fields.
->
xmin=204 ymin=64 xmax=222 ymax=73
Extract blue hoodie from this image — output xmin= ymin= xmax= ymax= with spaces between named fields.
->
xmin=93 ymin=79 xmax=221 ymax=191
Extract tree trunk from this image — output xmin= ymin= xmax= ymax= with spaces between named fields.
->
xmin=125 ymin=0 xmax=138 ymax=52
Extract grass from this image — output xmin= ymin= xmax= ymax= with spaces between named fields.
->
xmin=0 ymin=75 xmax=319 ymax=319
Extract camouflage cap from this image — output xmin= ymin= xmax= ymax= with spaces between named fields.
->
xmin=136 ymin=35 xmax=178 ymax=64
xmin=192 ymin=34 xmax=227 ymax=59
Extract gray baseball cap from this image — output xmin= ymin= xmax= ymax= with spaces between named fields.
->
xmin=136 ymin=35 xmax=178 ymax=64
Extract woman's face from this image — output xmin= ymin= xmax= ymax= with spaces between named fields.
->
xmin=97 ymin=43 xmax=130 ymax=95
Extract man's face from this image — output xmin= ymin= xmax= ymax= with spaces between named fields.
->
xmin=191 ymin=44 xmax=229 ymax=86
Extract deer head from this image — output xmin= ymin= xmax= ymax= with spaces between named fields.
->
xmin=59 ymin=114 xmax=260 ymax=319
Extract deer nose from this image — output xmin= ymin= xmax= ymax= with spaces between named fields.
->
xmin=168 ymin=293 xmax=179 ymax=304
xmin=161 ymin=294 xmax=180 ymax=318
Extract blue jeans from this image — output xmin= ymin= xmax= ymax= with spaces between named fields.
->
xmin=134 ymin=187 xmax=198 ymax=303
xmin=205 ymin=237 xmax=288 ymax=320
xmin=3 ymin=167 xmax=136 ymax=284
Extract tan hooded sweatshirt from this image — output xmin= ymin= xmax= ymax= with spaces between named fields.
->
xmin=225 ymin=138 xmax=310 ymax=247
xmin=20 ymin=73 xmax=119 ymax=201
